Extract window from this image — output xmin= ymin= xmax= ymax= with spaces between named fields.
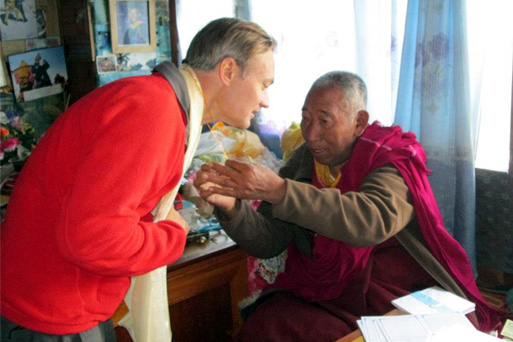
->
xmin=175 ymin=0 xmax=512 ymax=172
xmin=467 ymin=1 xmax=513 ymax=172
xmin=176 ymin=0 xmax=234 ymax=61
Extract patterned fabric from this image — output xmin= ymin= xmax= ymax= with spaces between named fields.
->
xmin=246 ymin=253 xmax=287 ymax=295
xmin=475 ymin=169 xmax=513 ymax=274
xmin=394 ymin=0 xmax=477 ymax=268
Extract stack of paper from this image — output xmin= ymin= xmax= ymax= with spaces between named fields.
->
xmin=391 ymin=286 xmax=475 ymax=315
xmin=357 ymin=311 xmax=498 ymax=342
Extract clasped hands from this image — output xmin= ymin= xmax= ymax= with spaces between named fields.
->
xmin=193 ymin=159 xmax=286 ymax=215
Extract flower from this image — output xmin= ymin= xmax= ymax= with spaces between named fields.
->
xmin=0 ymin=109 xmax=36 ymax=166
xmin=428 ymin=33 xmax=450 ymax=60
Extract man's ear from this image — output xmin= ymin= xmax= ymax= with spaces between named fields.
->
xmin=218 ymin=57 xmax=238 ymax=86
xmin=354 ymin=110 xmax=369 ymax=137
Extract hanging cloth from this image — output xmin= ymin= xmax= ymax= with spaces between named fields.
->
xmin=118 ymin=63 xmax=204 ymax=342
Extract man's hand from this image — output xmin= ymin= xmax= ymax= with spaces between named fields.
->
xmin=195 ymin=160 xmax=286 ymax=205
xmin=193 ymin=163 xmax=238 ymax=217
xmin=165 ymin=208 xmax=191 ymax=235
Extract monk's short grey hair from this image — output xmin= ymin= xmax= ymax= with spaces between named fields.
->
xmin=183 ymin=17 xmax=276 ymax=76
xmin=310 ymin=71 xmax=367 ymax=117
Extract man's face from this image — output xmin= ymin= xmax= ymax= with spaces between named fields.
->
xmin=129 ymin=9 xmax=139 ymax=22
xmin=218 ymin=50 xmax=275 ymax=129
xmin=300 ymin=86 xmax=361 ymax=171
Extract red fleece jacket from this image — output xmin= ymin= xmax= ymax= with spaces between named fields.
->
xmin=1 ymin=73 xmax=188 ymax=334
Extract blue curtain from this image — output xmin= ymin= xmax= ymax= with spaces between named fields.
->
xmin=394 ymin=0 xmax=476 ymax=272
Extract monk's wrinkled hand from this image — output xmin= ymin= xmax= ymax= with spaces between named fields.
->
xmin=193 ymin=162 xmax=237 ymax=212
xmin=204 ymin=160 xmax=286 ymax=204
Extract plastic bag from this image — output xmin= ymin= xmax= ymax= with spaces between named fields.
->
xmin=280 ymin=121 xmax=304 ymax=161
xmin=210 ymin=122 xmax=265 ymax=158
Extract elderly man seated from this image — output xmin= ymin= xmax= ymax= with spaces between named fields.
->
xmin=194 ymin=71 xmax=507 ymax=341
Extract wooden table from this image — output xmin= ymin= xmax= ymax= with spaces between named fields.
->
xmin=113 ymin=230 xmax=249 ymax=342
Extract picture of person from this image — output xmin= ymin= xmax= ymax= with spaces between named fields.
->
xmin=96 ymin=56 xmax=117 ymax=73
xmin=11 ymin=60 xmax=34 ymax=92
xmin=1 ymin=0 xmax=27 ymax=25
xmin=8 ymin=46 xmax=68 ymax=101
xmin=0 ymin=0 xmax=38 ymax=42
xmin=120 ymin=4 xmax=149 ymax=45
xmin=31 ymin=52 xmax=52 ymax=88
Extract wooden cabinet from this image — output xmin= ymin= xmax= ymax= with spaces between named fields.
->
xmin=56 ymin=0 xmax=97 ymax=104
xmin=113 ymin=231 xmax=249 ymax=342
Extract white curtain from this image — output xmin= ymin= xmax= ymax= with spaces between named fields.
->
xmin=467 ymin=0 xmax=513 ymax=172
xmin=249 ymin=0 xmax=407 ymax=137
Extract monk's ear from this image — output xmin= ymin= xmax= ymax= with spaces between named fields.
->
xmin=218 ymin=57 xmax=238 ymax=86
xmin=354 ymin=110 xmax=369 ymax=137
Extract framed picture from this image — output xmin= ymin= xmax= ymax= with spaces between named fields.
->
xmin=0 ymin=0 xmax=38 ymax=41
xmin=96 ymin=55 xmax=117 ymax=74
xmin=109 ymin=0 xmax=156 ymax=54
xmin=7 ymin=46 xmax=68 ymax=102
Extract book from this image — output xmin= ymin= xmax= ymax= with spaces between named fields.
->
xmin=391 ymin=286 xmax=476 ymax=315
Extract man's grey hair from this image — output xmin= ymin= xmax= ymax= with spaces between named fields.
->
xmin=183 ymin=17 xmax=276 ymax=75
xmin=310 ymin=71 xmax=367 ymax=117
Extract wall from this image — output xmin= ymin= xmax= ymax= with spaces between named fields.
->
xmin=1 ymin=0 xmax=174 ymax=142
xmin=58 ymin=0 xmax=173 ymax=103
xmin=89 ymin=0 xmax=172 ymax=86
xmin=1 ymin=0 xmax=66 ymax=140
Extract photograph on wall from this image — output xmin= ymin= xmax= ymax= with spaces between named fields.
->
xmin=26 ymin=37 xmax=60 ymax=51
xmin=96 ymin=31 xmax=112 ymax=55
xmin=0 ymin=0 xmax=38 ymax=41
xmin=96 ymin=55 xmax=117 ymax=74
xmin=8 ymin=46 xmax=68 ymax=102
xmin=35 ymin=9 xmax=46 ymax=37
xmin=109 ymin=0 xmax=156 ymax=54
xmin=116 ymin=51 xmax=156 ymax=71
xmin=117 ymin=1 xmax=149 ymax=46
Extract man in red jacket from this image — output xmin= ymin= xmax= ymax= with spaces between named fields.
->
xmin=1 ymin=17 xmax=276 ymax=341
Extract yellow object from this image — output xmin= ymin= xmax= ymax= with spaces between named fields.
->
xmin=502 ymin=319 xmax=513 ymax=340
xmin=280 ymin=121 xmax=304 ymax=161
xmin=314 ymin=161 xmax=341 ymax=188
xmin=12 ymin=61 xmax=32 ymax=90
xmin=206 ymin=122 xmax=230 ymax=160
xmin=210 ymin=122 xmax=265 ymax=158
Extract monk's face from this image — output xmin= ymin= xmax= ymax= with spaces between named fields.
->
xmin=301 ymin=86 xmax=367 ymax=174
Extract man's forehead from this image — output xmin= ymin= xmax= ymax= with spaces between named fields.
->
xmin=247 ymin=51 xmax=274 ymax=71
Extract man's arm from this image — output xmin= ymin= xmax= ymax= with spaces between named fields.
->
xmin=199 ymin=162 xmax=414 ymax=249
xmin=215 ymin=198 xmax=303 ymax=259
xmin=274 ymin=165 xmax=415 ymax=247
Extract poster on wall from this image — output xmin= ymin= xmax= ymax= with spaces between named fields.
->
xmin=8 ymin=46 xmax=68 ymax=102
xmin=0 ymin=0 xmax=38 ymax=41
xmin=96 ymin=55 xmax=117 ymax=74
xmin=109 ymin=0 xmax=156 ymax=54
xmin=26 ymin=37 xmax=60 ymax=51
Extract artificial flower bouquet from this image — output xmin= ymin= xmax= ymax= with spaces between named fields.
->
xmin=1 ymin=109 xmax=36 ymax=168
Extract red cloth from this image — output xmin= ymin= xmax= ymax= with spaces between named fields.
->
xmin=268 ymin=121 xmax=503 ymax=332
xmin=0 ymin=73 xmax=188 ymax=334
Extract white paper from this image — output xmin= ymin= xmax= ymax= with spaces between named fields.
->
xmin=360 ymin=312 xmax=476 ymax=342
xmin=391 ymin=286 xmax=475 ymax=315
